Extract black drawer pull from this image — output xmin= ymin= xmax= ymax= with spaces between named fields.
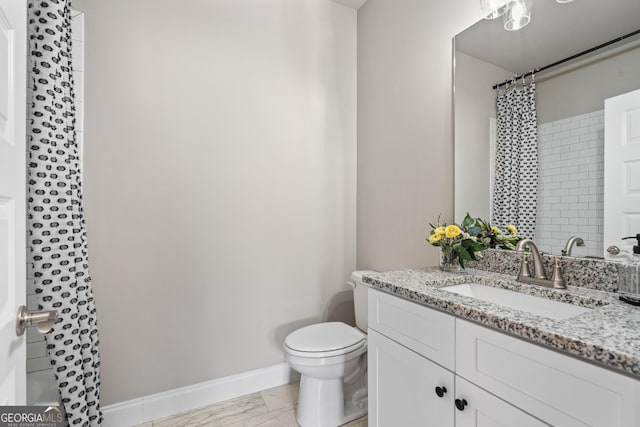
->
xmin=435 ymin=386 xmax=447 ymax=398
xmin=455 ymin=398 xmax=468 ymax=411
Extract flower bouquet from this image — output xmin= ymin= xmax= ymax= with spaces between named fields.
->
xmin=428 ymin=214 xmax=491 ymax=271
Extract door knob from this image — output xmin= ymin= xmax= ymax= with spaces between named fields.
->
xmin=16 ymin=305 xmax=58 ymax=336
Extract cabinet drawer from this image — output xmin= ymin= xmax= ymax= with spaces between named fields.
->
xmin=368 ymin=288 xmax=455 ymax=370
xmin=456 ymin=319 xmax=640 ymax=427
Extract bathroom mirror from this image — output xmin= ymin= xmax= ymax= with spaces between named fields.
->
xmin=453 ymin=0 xmax=640 ymax=258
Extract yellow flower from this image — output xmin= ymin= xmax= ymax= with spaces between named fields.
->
xmin=429 ymin=233 xmax=443 ymax=244
xmin=445 ymin=225 xmax=461 ymax=238
xmin=507 ymin=224 xmax=518 ymax=234
xmin=491 ymin=226 xmax=500 ymax=235
xmin=434 ymin=226 xmax=446 ymax=236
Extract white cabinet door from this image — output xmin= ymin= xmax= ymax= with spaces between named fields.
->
xmin=368 ymin=328 xmax=454 ymax=427
xmin=455 ymin=377 xmax=548 ymax=427
xmin=0 ymin=0 xmax=27 ymax=405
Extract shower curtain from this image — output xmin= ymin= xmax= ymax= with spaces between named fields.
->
xmin=492 ymin=80 xmax=538 ymax=239
xmin=27 ymin=1 xmax=102 ymax=425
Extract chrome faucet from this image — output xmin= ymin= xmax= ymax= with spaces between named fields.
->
xmin=515 ymin=239 xmax=566 ymax=289
xmin=561 ymin=236 xmax=585 ymax=256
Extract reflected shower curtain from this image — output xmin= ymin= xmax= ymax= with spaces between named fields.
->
xmin=27 ymin=1 xmax=102 ymax=425
xmin=492 ymin=81 xmax=538 ymax=239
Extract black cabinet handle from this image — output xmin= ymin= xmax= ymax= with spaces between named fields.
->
xmin=455 ymin=398 xmax=468 ymax=411
xmin=434 ymin=386 xmax=447 ymax=398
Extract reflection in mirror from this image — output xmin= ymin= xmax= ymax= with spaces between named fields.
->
xmin=453 ymin=0 xmax=640 ymax=258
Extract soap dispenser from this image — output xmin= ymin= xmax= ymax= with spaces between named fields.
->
xmin=619 ymin=234 xmax=640 ymax=306
xmin=622 ymin=234 xmax=640 ymax=254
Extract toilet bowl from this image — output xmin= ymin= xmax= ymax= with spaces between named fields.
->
xmin=283 ymin=271 xmax=374 ymax=427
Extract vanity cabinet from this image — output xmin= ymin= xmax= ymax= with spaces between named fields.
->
xmin=368 ymin=289 xmax=543 ymax=426
xmin=368 ymin=328 xmax=544 ymax=427
xmin=367 ymin=288 xmax=640 ymax=427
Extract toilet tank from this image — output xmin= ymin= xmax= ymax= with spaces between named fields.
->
xmin=349 ymin=270 xmax=376 ymax=332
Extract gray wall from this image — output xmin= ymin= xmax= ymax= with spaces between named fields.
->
xmin=454 ymin=51 xmax=513 ymax=221
xmin=81 ymin=0 xmax=488 ymax=407
xmin=82 ymin=0 xmax=357 ymax=405
xmin=357 ymin=0 xmax=481 ymax=271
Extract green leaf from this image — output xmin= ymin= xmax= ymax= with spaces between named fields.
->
xmin=467 ymin=225 xmax=482 ymax=236
xmin=472 ymin=241 xmax=485 ymax=250
xmin=459 ymin=240 xmax=471 ymax=250
xmin=459 ymin=247 xmax=472 ymax=261
xmin=463 ymin=214 xmax=474 ymax=228
xmin=459 ymin=248 xmax=474 ymax=268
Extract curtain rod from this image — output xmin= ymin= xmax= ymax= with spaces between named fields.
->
xmin=492 ymin=28 xmax=640 ymax=90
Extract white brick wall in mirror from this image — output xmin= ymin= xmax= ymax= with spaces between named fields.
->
xmin=536 ymin=110 xmax=604 ymax=258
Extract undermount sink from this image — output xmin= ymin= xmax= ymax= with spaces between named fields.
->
xmin=442 ymin=283 xmax=592 ymax=320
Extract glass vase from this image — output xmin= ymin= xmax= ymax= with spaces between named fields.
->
xmin=440 ymin=244 xmax=461 ymax=273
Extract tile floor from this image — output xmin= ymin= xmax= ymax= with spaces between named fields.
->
xmin=135 ymin=381 xmax=367 ymax=427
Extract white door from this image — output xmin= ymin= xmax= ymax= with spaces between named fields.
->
xmin=604 ymin=88 xmax=640 ymax=257
xmin=368 ymin=329 xmax=454 ymax=427
xmin=0 ymin=0 xmax=27 ymax=405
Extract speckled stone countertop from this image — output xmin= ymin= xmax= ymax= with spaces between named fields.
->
xmin=363 ymin=268 xmax=640 ymax=379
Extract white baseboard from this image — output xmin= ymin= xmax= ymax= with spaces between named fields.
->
xmin=102 ymin=363 xmax=300 ymax=427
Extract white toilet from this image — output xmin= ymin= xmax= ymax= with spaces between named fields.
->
xmin=284 ymin=271 xmax=373 ymax=427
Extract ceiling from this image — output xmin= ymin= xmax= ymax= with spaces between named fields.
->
xmin=455 ymin=0 xmax=640 ymax=74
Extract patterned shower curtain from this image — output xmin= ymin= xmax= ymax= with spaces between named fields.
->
xmin=492 ymin=81 xmax=538 ymax=239
xmin=27 ymin=1 xmax=102 ymax=425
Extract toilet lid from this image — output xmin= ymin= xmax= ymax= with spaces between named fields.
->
xmin=284 ymin=322 xmax=365 ymax=355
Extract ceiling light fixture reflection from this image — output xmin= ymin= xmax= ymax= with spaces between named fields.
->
xmin=481 ymin=0 xmax=510 ymax=19
xmin=483 ymin=0 xmax=572 ymax=31
xmin=504 ymin=0 xmax=533 ymax=31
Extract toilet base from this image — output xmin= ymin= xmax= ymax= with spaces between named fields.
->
xmin=296 ymin=376 xmax=367 ymax=427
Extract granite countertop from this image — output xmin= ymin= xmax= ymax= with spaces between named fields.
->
xmin=363 ymin=268 xmax=640 ymax=379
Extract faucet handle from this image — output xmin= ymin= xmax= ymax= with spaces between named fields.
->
xmin=518 ymin=254 xmax=531 ymax=279
xmin=550 ymin=258 xmax=567 ymax=289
